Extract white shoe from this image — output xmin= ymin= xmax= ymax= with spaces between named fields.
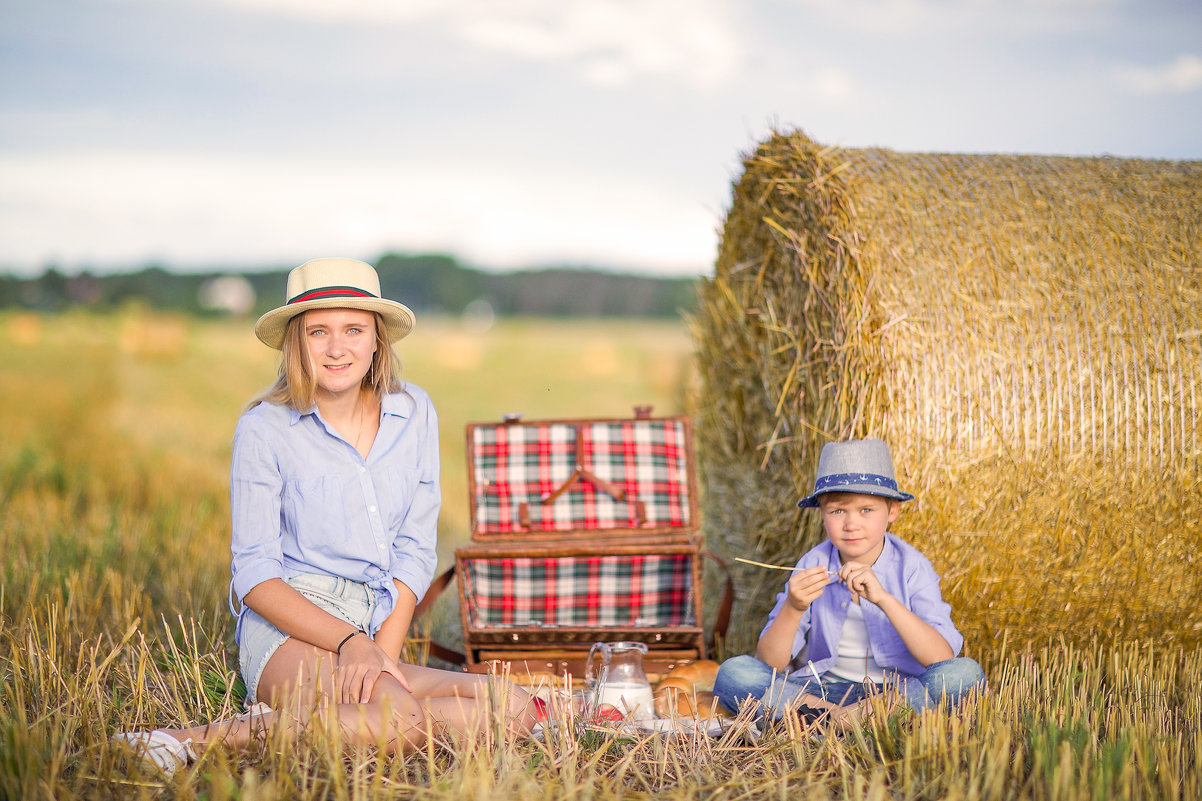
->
xmin=112 ymin=729 xmax=197 ymax=776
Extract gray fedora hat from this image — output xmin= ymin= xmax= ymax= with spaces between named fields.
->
xmin=255 ymin=258 xmax=415 ymax=349
xmin=797 ymin=438 xmax=915 ymax=508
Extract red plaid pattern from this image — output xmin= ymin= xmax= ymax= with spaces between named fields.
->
xmin=470 ymin=419 xmax=692 ymax=535
xmin=459 ymin=553 xmax=695 ymax=629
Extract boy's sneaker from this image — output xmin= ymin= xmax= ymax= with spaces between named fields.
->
xmin=797 ymin=703 xmax=830 ymax=727
xmin=745 ymin=706 xmax=827 ymax=744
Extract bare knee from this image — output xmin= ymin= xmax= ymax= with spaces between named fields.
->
xmin=353 ymin=686 xmax=428 ymax=753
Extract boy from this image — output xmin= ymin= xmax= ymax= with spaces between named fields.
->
xmin=713 ymin=439 xmax=984 ymax=723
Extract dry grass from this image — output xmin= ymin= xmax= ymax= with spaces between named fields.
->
xmin=2 ymin=308 xmax=1200 ymax=798
xmin=3 ymin=588 xmax=1199 ymax=799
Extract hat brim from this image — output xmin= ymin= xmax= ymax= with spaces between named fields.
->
xmin=255 ymin=297 xmax=415 ymax=349
xmin=797 ymin=484 xmax=915 ymax=508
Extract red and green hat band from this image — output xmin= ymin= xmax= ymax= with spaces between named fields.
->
xmin=287 ymin=285 xmax=378 ymax=305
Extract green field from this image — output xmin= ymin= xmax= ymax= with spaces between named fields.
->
xmin=1 ymin=310 xmax=1198 ymax=800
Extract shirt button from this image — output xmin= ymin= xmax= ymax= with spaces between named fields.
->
xmin=360 ymin=467 xmax=367 ymax=473
xmin=378 ymin=544 xmax=385 ymax=551
xmin=369 ymin=505 xmax=377 ymax=512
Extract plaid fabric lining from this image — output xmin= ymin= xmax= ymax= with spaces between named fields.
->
xmin=471 ymin=420 xmax=691 ymax=534
xmin=460 ymin=554 xmax=695 ymax=628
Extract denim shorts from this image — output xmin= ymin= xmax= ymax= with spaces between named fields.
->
xmin=237 ymin=573 xmax=378 ymax=705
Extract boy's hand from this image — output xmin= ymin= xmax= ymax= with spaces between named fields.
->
xmin=839 ymin=562 xmax=888 ymax=605
xmin=785 ymin=565 xmax=832 ymax=611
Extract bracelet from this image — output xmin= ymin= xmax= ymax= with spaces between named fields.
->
xmin=336 ymin=629 xmax=366 ymax=654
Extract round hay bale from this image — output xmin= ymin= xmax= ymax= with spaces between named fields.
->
xmin=692 ymin=130 xmax=1202 ymax=664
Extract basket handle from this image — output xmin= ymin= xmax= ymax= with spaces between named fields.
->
xmin=539 ymin=424 xmax=626 ymax=504
xmin=412 ymin=566 xmax=467 ymax=666
xmin=701 ymin=550 xmax=735 ymax=651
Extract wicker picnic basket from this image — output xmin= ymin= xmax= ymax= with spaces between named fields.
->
xmin=447 ymin=407 xmax=731 ymax=684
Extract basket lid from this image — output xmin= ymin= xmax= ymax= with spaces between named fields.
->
xmin=465 ymin=412 xmax=697 ymax=541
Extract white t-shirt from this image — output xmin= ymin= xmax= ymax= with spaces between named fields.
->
xmin=826 ymin=599 xmax=887 ymax=683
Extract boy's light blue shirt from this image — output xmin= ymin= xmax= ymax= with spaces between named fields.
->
xmin=762 ymin=532 xmax=963 ymax=679
xmin=228 ymin=385 xmax=440 ymax=637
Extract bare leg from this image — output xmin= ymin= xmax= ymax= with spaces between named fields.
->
xmin=398 ymin=662 xmax=538 ymax=737
xmin=147 ymin=703 xmax=271 ymax=750
xmin=155 ymin=639 xmax=536 ymax=754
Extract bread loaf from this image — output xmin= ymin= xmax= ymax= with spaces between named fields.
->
xmin=654 ymin=660 xmax=727 ymax=717
xmin=653 ymin=676 xmax=696 ymax=717
xmin=663 ymin=659 xmax=721 ymax=691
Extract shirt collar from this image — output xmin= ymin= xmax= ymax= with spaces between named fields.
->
xmin=876 ymin=532 xmax=898 ymax=565
xmin=287 ymin=389 xmax=413 ymax=426
xmin=381 ymin=389 xmax=413 ymax=419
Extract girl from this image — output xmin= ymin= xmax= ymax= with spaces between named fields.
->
xmin=116 ymin=258 xmax=536 ymax=774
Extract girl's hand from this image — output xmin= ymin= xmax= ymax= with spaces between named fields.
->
xmin=336 ymin=633 xmax=412 ymax=704
xmin=785 ymin=565 xmax=833 ymax=611
xmin=839 ymin=562 xmax=888 ymax=605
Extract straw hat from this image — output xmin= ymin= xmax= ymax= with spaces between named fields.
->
xmin=796 ymin=438 xmax=915 ymax=508
xmin=254 ymin=258 xmax=416 ymax=349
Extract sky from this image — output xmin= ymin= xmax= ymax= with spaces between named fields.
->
xmin=2 ymin=0 xmax=1200 ymax=278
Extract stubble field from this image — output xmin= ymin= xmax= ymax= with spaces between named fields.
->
xmin=1 ymin=309 xmax=1197 ymax=800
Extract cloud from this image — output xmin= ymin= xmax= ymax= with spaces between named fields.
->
xmin=197 ymin=0 xmax=743 ymax=89
xmin=0 ymin=150 xmax=717 ymax=275
xmin=781 ymin=0 xmax=1122 ymax=37
xmin=813 ymin=67 xmax=857 ymax=102
xmin=189 ymin=0 xmax=442 ymax=24
xmin=455 ymin=1 xmax=742 ymax=89
xmin=1115 ymin=54 xmax=1202 ymax=95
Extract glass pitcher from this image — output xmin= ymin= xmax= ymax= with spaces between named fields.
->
xmin=585 ymin=641 xmax=654 ymax=721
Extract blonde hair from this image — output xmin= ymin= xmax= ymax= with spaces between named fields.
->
xmin=246 ymin=310 xmax=403 ymax=412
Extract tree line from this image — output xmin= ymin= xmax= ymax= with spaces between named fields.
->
xmin=0 ymin=252 xmax=700 ymax=318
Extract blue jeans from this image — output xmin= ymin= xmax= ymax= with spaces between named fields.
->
xmin=713 ymin=654 xmax=986 ymax=720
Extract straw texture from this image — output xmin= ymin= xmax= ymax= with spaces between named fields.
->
xmin=691 ymin=130 xmax=1202 ymax=663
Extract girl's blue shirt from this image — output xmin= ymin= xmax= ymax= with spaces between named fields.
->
xmin=228 ymin=384 xmax=440 ymax=638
